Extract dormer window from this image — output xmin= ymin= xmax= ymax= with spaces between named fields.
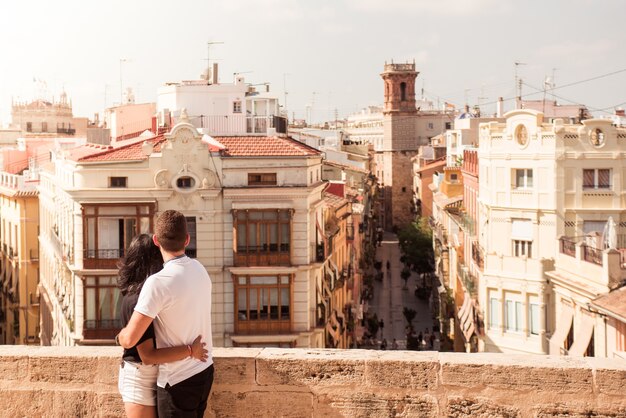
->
xmin=109 ymin=177 xmax=127 ymax=188
xmin=248 ymin=173 xmax=277 ymax=186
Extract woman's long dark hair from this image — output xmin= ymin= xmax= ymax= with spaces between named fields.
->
xmin=117 ymin=234 xmax=163 ymax=296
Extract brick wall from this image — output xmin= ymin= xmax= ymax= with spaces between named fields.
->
xmin=0 ymin=346 xmax=625 ymax=417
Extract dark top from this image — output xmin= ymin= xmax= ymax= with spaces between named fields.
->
xmin=121 ymin=292 xmax=155 ymax=363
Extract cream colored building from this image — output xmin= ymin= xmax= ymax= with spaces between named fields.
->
xmin=0 ymin=169 xmax=40 ymax=345
xmin=11 ymin=93 xmax=88 ymax=137
xmin=38 ymin=115 xmax=329 ymax=347
xmin=478 ymin=110 xmax=626 ymax=356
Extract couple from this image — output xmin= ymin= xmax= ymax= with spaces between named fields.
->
xmin=116 ymin=210 xmax=214 ymax=418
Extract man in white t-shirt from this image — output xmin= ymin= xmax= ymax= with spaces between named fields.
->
xmin=118 ymin=210 xmax=213 ymax=417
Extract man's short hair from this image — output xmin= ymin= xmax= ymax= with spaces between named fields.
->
xmin=155 ymin=210 xmax=188 ymax=252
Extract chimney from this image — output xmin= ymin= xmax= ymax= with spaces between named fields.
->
xmin=212 ymin=63 xmax=219 ymax=85
xmin=496 ymin=97 xmax=504 ymax=117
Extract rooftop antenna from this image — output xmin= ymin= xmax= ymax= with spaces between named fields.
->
xmin=206 ymin=41 xmax=224 ymax=68
xmin=283 ymin=73 xmax=290 ymax=120
xmin=551 ymin=67 xmax=558 ymax=101
xmin=514 ymin=61 xmax=527 ymax=108
xmin=119 ymin=58 xmax=130 ymax=105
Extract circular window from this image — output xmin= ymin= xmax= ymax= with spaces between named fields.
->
xmin=589 ymin=128 xmax=605 ymax=147
xmin=176 ymin=176 xmax=195 ymax=189
xmin=172 ymin=173 xmax=199 ymax=194
xmin=515 ymin=124 xmax=528 ymax=147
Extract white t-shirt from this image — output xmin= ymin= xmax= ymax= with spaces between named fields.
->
xmin=134 ymin=255 xmax=213 ymax=387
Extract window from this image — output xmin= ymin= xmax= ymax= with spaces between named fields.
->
xmin=529 ymin=303 xmax=540 ymax=335
xmin=185 ymin=217 xmax=197 ymax=258
xmin=26 ymin=122 xmax=32 ymax=132
xmin=83 ymin=276 xmax=122 ymax=339
xmin=109 ymin=177 xmax=127 ymax=188
xmin=489 ymin=296 xmax=499 ymax=330
xmin=450 ymin=173 xmax=458 ymax=183
xmin=503 ymin=292 xmax=524 ymax=333
xmin=400 ymin=82 xmax=407 ymax=101
xmin=401 ymin=187 xmax=406 ymax=192
xmin=234 ymin=274 xmax=292 ymax=335
xmin=248 ymin=173 xmax=277 ymax=186
xmin=514 ymin=169 xmax=533 ymax=189
xmin=504 ymin=297 xmax=522 ymax=332
xmin=583 ymin=169 xmax=610 ymax=190
xmin=513 ymin=240 xmax=532 ymax=258
xmin=176 ymin=176 xmax=195 ymax=189
xmin=428 ymin=122 xmax=434 ymax=130
xmin=234 ymin=209 xmax=292 ymax=266
xmin=83 ymin=204 xmax=154 ymax=268
xmin=41 ymin=122 xmax=48 ymax=133
xmin=445 ymin=122 xmax=452 ymax=130
xmin=233 ymin=101 xmax=242 ymax=113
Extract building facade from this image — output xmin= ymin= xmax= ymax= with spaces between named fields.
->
xmin=0 ymin=169 xmax=40 ymax=345
xmin=38 ymin=116 xmax=333 ymax=347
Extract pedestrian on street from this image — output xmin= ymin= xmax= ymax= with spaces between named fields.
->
xmin=391 ymin=338 xmax=398 ymax=350
xmin=380 ymin=339 xmax=387 ymax=350
xmin=378 ymin=319 xmax=385 ymax=338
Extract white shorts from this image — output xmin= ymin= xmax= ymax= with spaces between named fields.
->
xmin=118 ymin=360 xmax=159 ymax=406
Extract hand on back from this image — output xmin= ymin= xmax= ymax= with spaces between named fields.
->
xmin=191 ymin=335 xmax=208 ymax=362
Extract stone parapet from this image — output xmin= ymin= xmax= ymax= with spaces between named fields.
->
xmin=0 ymin=346 xmax=625 ymax=417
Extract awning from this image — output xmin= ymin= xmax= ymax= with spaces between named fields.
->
xmin=568 ymin=311 xmax=595 ymax=357
xmin=549 ymin=303 xmax=574 ymax=355
xmin=457 ymin=292 xmax=475 ymax=341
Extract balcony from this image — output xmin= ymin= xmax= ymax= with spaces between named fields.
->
xmin=83 ymin=249 xmax=124 ymax=269
xmin=1 ymin=347 xmax=624 ymax=417
xmin=346 ymin=223 xmax=355 ymax=241
xmin=56 ymin=127 xmax=76 ymax=135
xmin=83 ymin=319 xmax=122 ymax=340
xmin=192 ymin=115 xmax=287 ymax=136
xmin=471 ymin=241 xmax=484 ymax=271
xmin=315 ymin=243 xmax=325 ymax=262
xmin=555 ymin=236 xmax=626 ymax=289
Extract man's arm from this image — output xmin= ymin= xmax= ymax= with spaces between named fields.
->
xmin=117 ymin=311 xmax=153 ymax=349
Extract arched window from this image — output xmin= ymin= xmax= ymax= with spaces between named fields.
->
xmin=400 ymin=82 xmax=407 ymax=101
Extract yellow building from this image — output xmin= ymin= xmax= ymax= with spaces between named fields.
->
xmin=0 ymin=170 xmax=40 ymax=345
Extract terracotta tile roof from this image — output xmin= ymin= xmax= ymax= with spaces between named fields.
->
xmin=71 ymin=135 xmax=319 ymax=163
xmin=75 ymin=135 xmax=166 ymax=163
xmin=323 ymin=192 xmax=349 ymax=209
xmin=590 ymin=286 xmax=626 ymax=321
xmin=66 ymin=143 xmax=114 ymax=161
xmin=214 ymin=136 xmax=321 ymax=157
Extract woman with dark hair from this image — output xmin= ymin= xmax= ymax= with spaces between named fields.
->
xmin=116 ymin=234 xmax=207 ymax=418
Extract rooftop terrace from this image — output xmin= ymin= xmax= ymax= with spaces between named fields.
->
xmin=0 ymin=347 xmax=625 ymax=417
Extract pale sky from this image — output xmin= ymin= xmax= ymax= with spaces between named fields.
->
xmin=1 ymin=0 xmax=625 ymax=125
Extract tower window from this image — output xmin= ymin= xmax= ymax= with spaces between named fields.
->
xmin=400 ymin=82 xmax=407 ymax=101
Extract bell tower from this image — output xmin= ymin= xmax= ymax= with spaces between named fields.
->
xmin=382 ymin=62 xmax=418 ymax=115
xmin=379 ymin=61 xmax=420 ymax=229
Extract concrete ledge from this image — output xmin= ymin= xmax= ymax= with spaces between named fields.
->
xmin=0 ymin=346 xmax=625 ymax=417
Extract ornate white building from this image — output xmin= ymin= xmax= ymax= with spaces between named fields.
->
xmin=38 ymin=114 xmax=330 ymax=347
xmin=477 ymin=109 xmax=626 ymax=356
